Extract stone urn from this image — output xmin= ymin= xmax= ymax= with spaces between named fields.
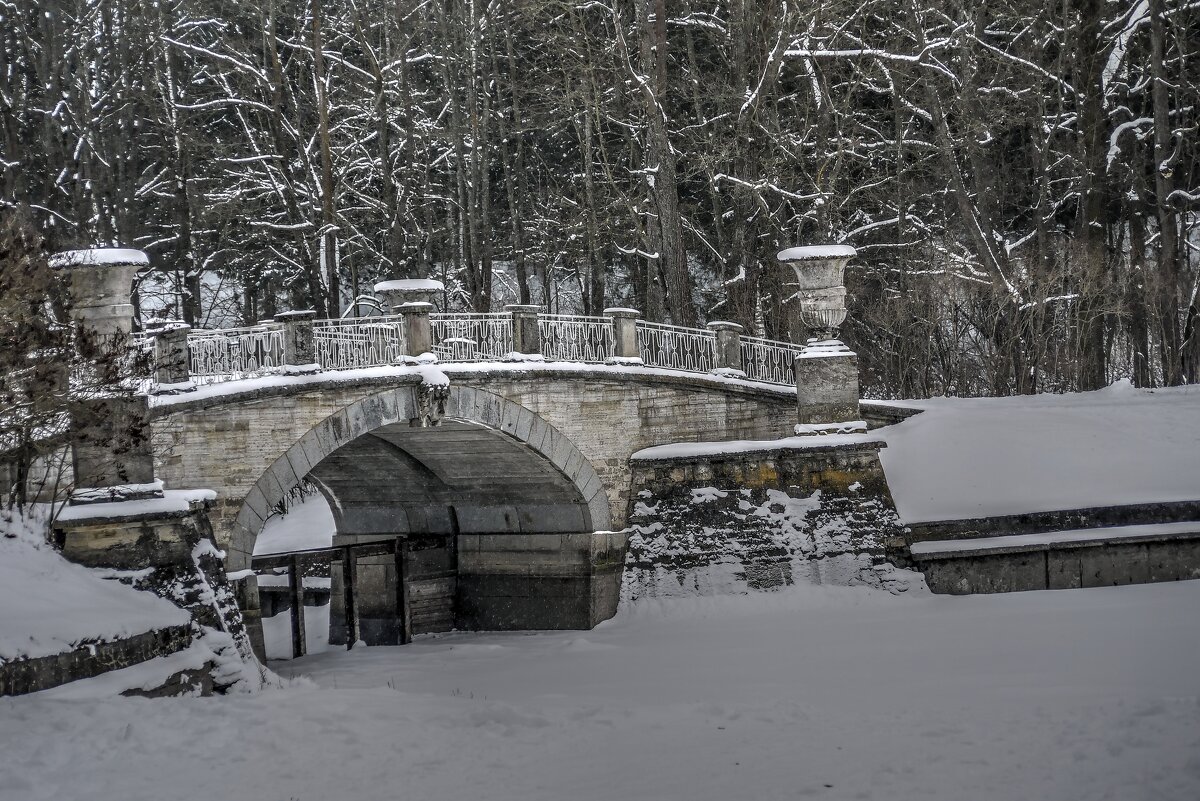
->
xmin=776 ymin=244 xmax=856 ymax=340
xmin=49 ymin=248 xmax=149 ymax=339
xmin=374 ymin=278 xmax=445 ymax=314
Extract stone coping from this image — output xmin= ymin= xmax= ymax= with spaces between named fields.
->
xmin=53 ymin=490 xmax=216 ymax=525
xmin=0 ymin=625 xmax=191 ymax=697
xmin=147 ymin=362 xmax=806 ymax=418
xmin=910 ymin=521 xmax=1200 ymax=561
xmin=631 ymin=434 xmax=888 ymax=465
xmin=904 ymin=498 xmax=1200 ymax=542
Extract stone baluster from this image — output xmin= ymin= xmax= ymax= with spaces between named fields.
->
xmin=148 ymin=321 xmax=195 ymax=394
xmin=707 ymin=321 xmax=745 ymax=376
xmin=399 ymin=302 xmax=435 ymax=359
xmin=604 ymin=308 xmax=643 ymax=365
xmin=275 ymin=310 xmax=320 ymax=375
xmin=505 ymin=304 xmax=542 ymax=357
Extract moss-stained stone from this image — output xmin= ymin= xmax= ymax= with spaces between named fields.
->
xmin=625 ymin=440 xmax=917 ymax=600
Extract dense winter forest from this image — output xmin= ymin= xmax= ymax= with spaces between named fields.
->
xmin=1 ymin=0 xmax=1197 ymax=396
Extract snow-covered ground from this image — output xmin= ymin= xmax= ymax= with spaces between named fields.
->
xmin=877 ymin=380 xmax=1200 ymax=523
xmin=3 ymin=580 xmax=1198 ymax=801
xmin=0 ymin=510 xmax=189 ymax=662
xmin=262 ymin=603 xmax=332 ymax=661
xmin=253 ymin=493 xmax=335 ymax=555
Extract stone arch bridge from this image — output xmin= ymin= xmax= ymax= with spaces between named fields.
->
xmin=152 ymin=365 xmax=802 ymax=638
xmin=31 ymin=252 xmax=871 ymax=649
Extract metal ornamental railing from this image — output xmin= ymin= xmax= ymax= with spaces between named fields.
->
xmin=430 ymin=313 xmax=512 ymax=360
xmin=539 ymin=314 xmax=613 ymax=363
xmin=636 ymin=320 xmax=717 ymax=373
xmin=740 ymin=335 xmax=799 ymax=386
xmin=188 ymin=325 xmax=284 ymax=384
xmin=313 ymin=317 xmax=406 ymax=370
xmin=180 ymin=310 xmax=803 ymax=388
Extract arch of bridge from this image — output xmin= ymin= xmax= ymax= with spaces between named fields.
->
xmin=227 ymin=384 xmax=609 ymax=571
xmin=148 ymin=368 xmax=797 ymax=569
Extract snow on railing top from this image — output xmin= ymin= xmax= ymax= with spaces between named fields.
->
xmin=178 ymin=310 xmax=804 ymax=388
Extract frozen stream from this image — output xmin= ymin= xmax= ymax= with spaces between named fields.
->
xmin=3 ymin=580 xmax=1198 ymax=801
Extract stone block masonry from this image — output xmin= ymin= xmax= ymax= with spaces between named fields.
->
xmin=626 ymin=437 xmax=915 ymax=600
xmin=150 ymin=369 xmax=799 ymax=571
xmin=52 ymin=497 xmax=269 ymax=688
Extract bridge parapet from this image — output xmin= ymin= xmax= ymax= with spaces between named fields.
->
xmin=167 ymin=307 xmax=805 ymax=388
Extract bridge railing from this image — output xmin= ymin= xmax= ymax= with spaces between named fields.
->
xmin=740 ymin=335 xmax=802 ymax=386
xmin=431 ymin=312 xmax=513 ymax=360
xmin=187 ymin=325 xmax=284 ymax=385
xmin=313 ymin=316 xmax=408 ymax=370
xmin=168 ymin=307 xmax=805 ymax=391
xmin=540 ymin=314 xmax=614 ymax=363
xmin=637 ymin=320 xmax=718 ymax=373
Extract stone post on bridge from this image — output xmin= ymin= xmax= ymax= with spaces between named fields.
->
xmin=147 ymin=321 xmax=195 ymax=395
xmin=400 ymin=302 xmax=435 ymax=359
xmin=604 ymin=307 xmax=643 ymax=364
xmin=708 ymin=321 xmax=745 ymax=376
xmin=778 ymin=245 xmax=865 ymax=434
xmin=505 ymin=304 xmax=542 ymax=357
xmin=275 ymin=310 xmax=321 ymax=375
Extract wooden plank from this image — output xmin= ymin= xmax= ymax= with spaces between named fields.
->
xmin=288 ymin=555 xmax=306 ymax=659
xmin=343 ymin=546 xmax=359 ymax=650
xmin=397 ymin=540 xmax=412 ymax=645
xmin=252 ymin=540 xmax=399 ymax=571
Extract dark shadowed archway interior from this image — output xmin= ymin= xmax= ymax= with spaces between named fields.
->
xmin=307 ymin=418 xmax=623 ymax=644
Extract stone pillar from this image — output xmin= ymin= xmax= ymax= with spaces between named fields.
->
xmin=50 ymin=248 xmax=160 ymax=501
xmin=707 ymin=321 xmax=745 ymax=375
xmin=275 ymin=310 xmax=320 ymax=375
xmin=148 ymin=321 xmax=195 ymax=394
xmin=778 ymin=245 xmax=865 ymax=435
xmin=374 ymin=278 xmax=445 ymax=313
xmin=505 ymin=304 xmax=542 ymax=356
xmin=794 ymin=341 xmax=863 ymax=434
xmin=604 ymin=307 xmax=643 ymax=364
xmin=69 ymin=394 xmax=159 ymax=500
xmin=400 ymin=301 xmax=434 ymax=359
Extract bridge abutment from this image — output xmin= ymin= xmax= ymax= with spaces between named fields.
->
xmin=45 ymin=248 xmax=267 ymax=685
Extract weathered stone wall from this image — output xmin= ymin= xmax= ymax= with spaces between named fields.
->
xmin=624 ymin=439 xmax=916 ymax=600
xmin=150 ymin=369 xmax=798 ymax=568
xmin=0 ymin=626 xmax=193 ymax=697
xmin=52 ymin=503 xmax=267 ymax=690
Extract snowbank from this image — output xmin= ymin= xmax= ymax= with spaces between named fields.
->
xmin=0 ymin=509 xmax=189 ymax=662
xmin=373 ymin=278 xmax=444 ymax=293
xmin=776 ymin=244 xmax=856 ymax=261
xmin=877 ymin=380 xmax=1200 ymax=522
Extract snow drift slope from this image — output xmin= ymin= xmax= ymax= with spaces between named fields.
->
xmin=878 ymin=380 xmax=1200 ymax=522
xmin=0 ymin=510 xmax=189 ymax=663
